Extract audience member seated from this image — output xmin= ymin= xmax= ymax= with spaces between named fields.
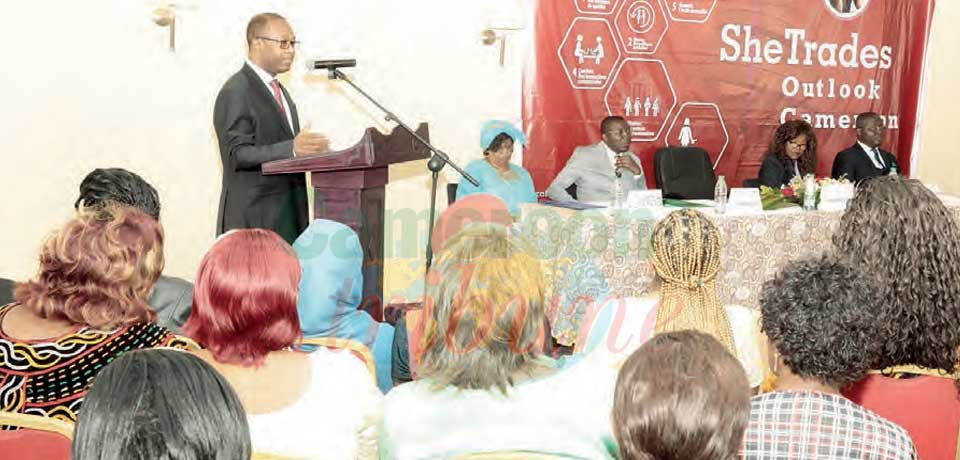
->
xmin=380 ymin=224 xmax=620 ymax=459
xmin=184 ymin=229 xmax=380 ymax=459
xmin=0 ymin=278 xmax=12 ymax=305
xmin=546 ymin=116 xmax=646 ymax=203
xmin=294 ymin=218 xmax=395 ymax=393
xmin=757 ymin=119 xmax=818 ymax=188
xmin=74 ymin=167 xmax=192 ymax=332
xmin=741 ymin=255 xmax=917 ymax=460
xmin=391 ymin=194 xmax=515 ymax=385
xmin=71 ymin=349 xmax=250 ymax=460
xmin=614 ymin=330 xmax=750 ymax=460
xmin=835 ymin=176 xmax=960 ymax=460
xmin=455 ymin=120 xmax=537 ymax=215
xmin=0 ymin=207 xmax=186 ymax=422
xmin=579 ymin=209 xmax=766 ymax=388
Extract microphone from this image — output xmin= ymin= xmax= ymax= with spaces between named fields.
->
xmin=306 ymin=58 xmax=357 ymax=70
xmin=615 ymin=153 xmax=622 ymax=178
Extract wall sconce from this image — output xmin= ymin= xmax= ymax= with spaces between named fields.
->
xmin=152 ymin=6 xmax=176 ymax=51
xmin=481 ymin=27 xmax=523 ymax=67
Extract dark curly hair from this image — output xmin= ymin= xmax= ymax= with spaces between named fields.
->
xmin=760 ymin=254 xmax=881 ymax=388
xmin=768 ymin=119 xmax=818 ymax=176
xmin=833 ymin=176 xmax=960 ymax=375
xmin=74 ymin=168 xmax=161 ymax=220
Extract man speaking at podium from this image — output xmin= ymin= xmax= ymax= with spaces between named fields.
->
xmin=214 ymin=12 xmax=329 ymax=243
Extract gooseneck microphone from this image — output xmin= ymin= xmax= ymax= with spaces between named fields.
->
xmin=305 ymin=59 xmax=357 ymax=71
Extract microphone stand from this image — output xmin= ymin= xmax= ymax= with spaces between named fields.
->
xmin=328 ymin=68 xmax=479 ymax=270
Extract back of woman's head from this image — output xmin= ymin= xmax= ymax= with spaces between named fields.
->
xmin=833 ymin=176 xmax=960 ymax=372
xmin=183 ymin=229 xmax=302 ymax=366
xmin=72 ymin=349 xmax=251 ymax=460
xmin=420 ymin=223 xmax=546 ymax=393
xmin=613 ymin=330 xmax=750 ymax=460
xmin=14 ymin=206 xmax=163 ymax=329
xmin=649 ymin=209 xmax=735 ymax=354
xmin=74 ymin=167 xmax=161 ymax=220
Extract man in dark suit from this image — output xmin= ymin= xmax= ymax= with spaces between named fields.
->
xmin=832 ymin=112 xmax=899 ymax=183
xmin=214 ymin=13 xmax=329 ymax=244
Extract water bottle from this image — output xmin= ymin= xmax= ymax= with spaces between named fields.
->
xmin=803 ymin=173 xmax=816 ymax=211
xmin=888 ymin=164 xmax=899 ymax=176
xmin=612 ymin=178 xmax=624 ymax=209
xmin=714 ymin=175 xmax=728 ymax=214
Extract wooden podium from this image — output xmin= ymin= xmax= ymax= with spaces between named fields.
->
xmin=263 ymin=123 xmax=430 ymax=311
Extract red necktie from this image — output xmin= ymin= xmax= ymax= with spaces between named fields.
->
xmin=270 ymin=79 xmax=285 ymax=115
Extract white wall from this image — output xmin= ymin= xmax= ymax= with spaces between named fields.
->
xmin=914 ymin=0 xmax=960 ymax=194
xmin=0 ymin=0 xmax=529 ymax=301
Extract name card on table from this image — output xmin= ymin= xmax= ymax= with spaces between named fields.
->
xmin=819 ymin=183 xmax=855 ymax=211
xmin=626 ymin=189 xmax=663 ymax=208
xmin=728 ymin=188 xmax=763 ymax=212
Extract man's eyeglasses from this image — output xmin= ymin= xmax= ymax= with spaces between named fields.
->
xmin=257 ymin=36 xmax=300 ymax=49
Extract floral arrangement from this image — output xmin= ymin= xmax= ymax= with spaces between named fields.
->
xmin=759 ymin=176 xmax=851 ymax=211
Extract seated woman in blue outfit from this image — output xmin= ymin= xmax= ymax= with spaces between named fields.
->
xmin=456 ymin=120 xmax=537 ymax=215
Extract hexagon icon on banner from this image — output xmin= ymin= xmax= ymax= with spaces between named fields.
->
xmin=557 ymin=18 xmax=621 ymax=90
xmin=665 ymin=103 xmax=730 ymax=168
xmin=614 ymin=0 xmax=668 ymax=54
xmin=664 ymin=0 xmax=718 ymax=23
xmin=604 ymin=58 xmax=676 ymax=141
xmin=574 ymin=0 xmax=622 ymax=15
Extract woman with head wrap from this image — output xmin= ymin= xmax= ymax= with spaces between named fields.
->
xmin=455 ymin=120 xmax=537 ymax=215
xmin=294 ymin=219 xmax=396 ymax=393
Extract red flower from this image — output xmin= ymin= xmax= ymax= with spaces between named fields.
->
xmin=781 ymin=187 xmax=795 ymax=198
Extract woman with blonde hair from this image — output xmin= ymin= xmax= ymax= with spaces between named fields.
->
xmin=579 ymin=209 xmax=766 ymax=388
xmin=0 ymin=206 xmax=186 ymax=422
xmin=380 ymin=223 xmax=620 ymax=459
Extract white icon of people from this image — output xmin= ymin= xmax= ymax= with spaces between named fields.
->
xmin=652 ymin=98 xmax=660 ymax=117
xmin=678 ymin=118 xmax=697 ymax=146
xmin=632 ymin=6 xmax=650 ymax=27
xmin=574 ymin=34 xmax=586 ymax=64
xmin=624 ymin=97 xmax=633 ymax=116
xmin=633 ymin=97 xmax=642 ymax=116
xmin=643 ymin=97 xmax=651 ymax=117
xmin=593 ymin=36 xmax=604 ymax=64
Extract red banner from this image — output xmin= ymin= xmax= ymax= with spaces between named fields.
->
xmin=523 ymin=0 xmax=935 ymax=190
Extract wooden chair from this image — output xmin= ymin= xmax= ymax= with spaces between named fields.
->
xmin=0 ymin=411 xmax=74 ymax=460
xmin=172 ymin=334 xmax=203 ymax=352
xmin=298 ymin=337 xmax=377 ymax=381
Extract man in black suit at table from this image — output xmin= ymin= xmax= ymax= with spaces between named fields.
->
xmin=214 ymin=12 xmax=330 ymax=244
xmin=831 ymin=112 xmax=899 ymax=183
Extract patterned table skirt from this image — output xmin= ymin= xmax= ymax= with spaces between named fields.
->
xmin=518 ymin=202 xmax=960 ymax=346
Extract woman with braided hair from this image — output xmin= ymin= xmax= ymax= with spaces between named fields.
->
xmin=578 ymin=209 xmax=766 ymax=388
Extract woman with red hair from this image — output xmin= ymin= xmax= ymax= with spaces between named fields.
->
xmin=185 ymin=229 xmax=380 ymax=459
xmin=0 ymin=206 xmax=186 ymax=422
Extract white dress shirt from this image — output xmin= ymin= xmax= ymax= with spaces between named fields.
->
xmin=603 ymin=142 xmax=643 ymax=179
xmin=245 ymin=58 xmax=294 ymax=133
xmin=857 ymin=140 xmax=885 ymax=169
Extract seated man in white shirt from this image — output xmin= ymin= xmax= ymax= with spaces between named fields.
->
xmin=546 ymin=116 xmax=646 ymax=203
